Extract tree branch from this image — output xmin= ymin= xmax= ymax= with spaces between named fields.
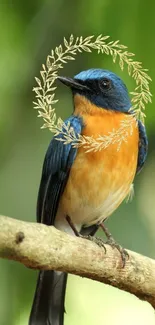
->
xmin=0 ymin=215 xmax=155 ymax=308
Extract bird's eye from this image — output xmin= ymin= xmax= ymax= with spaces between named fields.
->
xmin=100 ymin=78 xmax=111 ymax=90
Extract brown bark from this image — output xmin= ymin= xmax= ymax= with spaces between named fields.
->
xmin=0 ymin=215 xmax=155 ymax=308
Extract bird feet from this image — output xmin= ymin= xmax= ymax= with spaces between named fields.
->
xmin=80 ymin=234 xmax=128 ymax=267
xmin=66 ymin=216 xmax=106 ymax=253
xmin=105 ymin=236 xmax=129 ymax=267
xmin=100 ymin=222 xmax=129 ymax=267
xmin=66 ymin=215 xmax=129 ymax=267
xmin=82 ymin=223 xmax=129 ymax=267
xmin=79 ymin=234 xmax=107 ymax=253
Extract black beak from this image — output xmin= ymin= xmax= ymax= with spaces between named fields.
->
xmin=57 ymin=76 xmax=90 ymax=91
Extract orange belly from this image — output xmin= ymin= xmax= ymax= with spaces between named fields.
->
xmin=60 ymin=109 xmax=139 ymax=227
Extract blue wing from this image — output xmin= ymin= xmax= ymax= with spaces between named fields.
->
xmin=37 ymin=115 xmax=83 ymax=225
xmin=136 ymin=120 xmax=148 ymax=174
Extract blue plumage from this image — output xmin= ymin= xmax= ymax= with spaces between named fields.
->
xmin=37 ymin=115 xmax=83 ymax=225
xmin=137 ymin=120 xmax=148 ymax=174
xmin=74 ymin=69 xmax=131 ymax=112
xmin=29 ymin=116 xmax=83 ymax=325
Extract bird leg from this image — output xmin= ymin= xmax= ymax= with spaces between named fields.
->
xmin=100 ymin=222 xmax=129 ymax=267
xmin=66 ymin=216 xmax=106 ymax=252
xmin=66 ymin=215 xmax=80 ymax=237
xmin=66 ymin=216 xmax=128 ymax=267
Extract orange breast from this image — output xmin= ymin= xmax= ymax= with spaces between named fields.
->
xmin=60 ymin=97 xmax=139 ymax=227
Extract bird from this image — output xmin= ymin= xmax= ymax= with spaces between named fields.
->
xmin=29 ymin=68 xmax=148 ymax=325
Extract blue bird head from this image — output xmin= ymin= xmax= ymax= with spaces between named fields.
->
xmin=58 ymin=69 xmax=131 ymax=113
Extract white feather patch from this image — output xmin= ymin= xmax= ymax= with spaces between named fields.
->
xmin=126 ymin=183 xmax=134 ymax=203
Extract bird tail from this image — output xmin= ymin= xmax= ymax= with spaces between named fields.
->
xmin=29 ymin=270 xmax=67 ymax=325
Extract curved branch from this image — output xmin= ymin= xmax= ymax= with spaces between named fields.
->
xmin=0 ymin=215 xmax=155 ymax=308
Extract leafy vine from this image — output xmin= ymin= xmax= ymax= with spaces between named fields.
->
xmin=33 ymin=35 xmax=152 ymax=152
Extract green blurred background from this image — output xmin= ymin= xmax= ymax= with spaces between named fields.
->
xmin=0 ymin=1 xmax=155 ymax=324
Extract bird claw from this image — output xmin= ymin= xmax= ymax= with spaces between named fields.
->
xmin=80 ymin=234 xmax=107 ymax=253
xmin=99 ymin=222 xmax=129 ymax=267
xmin=66 ymin=216 xmax=129 ymax=267
xmin=81 ymin=234 xmax=128 ymax=267
xmin=106 ymin=237 xmax=129 ymax=267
